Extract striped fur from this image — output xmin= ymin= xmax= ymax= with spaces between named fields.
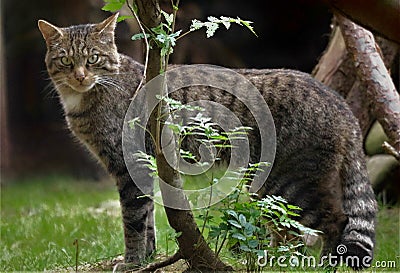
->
xmin=39 ymin=14 xmax=377 ymax=268
xmin=39 ymin=15 xmax=154 ymax=264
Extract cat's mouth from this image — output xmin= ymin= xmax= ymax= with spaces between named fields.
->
xmin=69 ymin=82 xmax=95 ymax=93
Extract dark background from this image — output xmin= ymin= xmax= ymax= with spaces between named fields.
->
xmin=1 ymin=0 xmax=332 ymax=179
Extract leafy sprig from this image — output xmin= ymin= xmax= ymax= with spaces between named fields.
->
xmin=102 ymin=0 xmax=257 ymax=59
xmin=190 ymin=16 xmax=257 ymax=38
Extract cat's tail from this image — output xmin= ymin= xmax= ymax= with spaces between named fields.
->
xmin=338 ymin=134 xmax=378 ymax=270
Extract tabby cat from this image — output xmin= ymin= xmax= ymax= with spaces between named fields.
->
xmin=38 ymin=14 xmax=377 ymax=269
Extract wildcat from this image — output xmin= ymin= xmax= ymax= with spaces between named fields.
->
xmin=38 ymin=14 xmax=377 ymax=269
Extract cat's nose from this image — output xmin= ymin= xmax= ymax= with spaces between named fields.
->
xmin=74 ymin=67 xmax=86 ymax=83
xmin=75 ymin=74 xmax=85 ymax=83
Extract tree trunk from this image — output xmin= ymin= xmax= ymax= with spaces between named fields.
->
xmin=335 ymin=13 xmax=400 ymax=153
xmin=323 ymin=0 xmax=400 ymax=44
xmin=313 ymin=18 xmax=399 ymax=138
xmin=134 ymin=0 xmax=232 ymax=270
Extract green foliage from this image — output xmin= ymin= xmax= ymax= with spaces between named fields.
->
xmin=134 ymin=151 xmax=158 ymax=177
xmin=102 ymin=0 xmax=126 ymax=12
xmin=130 ymin=8 xmax=182 ymax=57
xmin=195 ymin=174 xmax=321 ymax=272
xmin=148 ymin=21 xmax=182 ymax=57
xmin=157 ymin=95 xmax=204 ymax=113
xmin=117 ymin=15 xmax=134 ymax=23
xmin=190 ymin=16 xmax=257 ymax=38
xmin=161 ymin=97 xmax=253 ymax=168
xmin=161 ymin=10 xmax=174 ymax=27
xmin=102 ymin=0 xmax=256 ymax=60
xmin=102 ymin=0 xmax=136 ymax=22
xmin=127 ymin=89 xmax=321 ymax=272
xmin=130 ymin=96 xmax=251 ymax=171
xmin=257 ymin=196 xmax=319 ymax=236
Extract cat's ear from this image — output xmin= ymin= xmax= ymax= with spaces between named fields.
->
xmin=95 ymin=13 xmax=119 ymax=35
xmin=38 ymin=20 xmax=64 ymax=45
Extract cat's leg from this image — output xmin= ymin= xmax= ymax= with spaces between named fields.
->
xmin=318 ymin=217 xmax=347 ymax=268
xmin=145 ymin=201 xmax=156 ymax=257
xmin=117 ymin=172 xmax=154 ymax=264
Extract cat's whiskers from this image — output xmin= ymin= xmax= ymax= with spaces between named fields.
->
xmin=42 ymin=76 xmax=68 ymax=99
xmin=43 ymin=82 xmax=60 ymax=99
xmin=99 ymin=71 xmax=134 ymax=77
xmin=95 ymin=76 xmax=128 ymax=94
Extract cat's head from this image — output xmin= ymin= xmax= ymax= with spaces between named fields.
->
xmin=38 ymin=14 xmax=120 ymax=93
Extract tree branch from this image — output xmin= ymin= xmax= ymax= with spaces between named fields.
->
xmin=132 ymin=251 xmax=183 ymax=272
xmin=382 ymin=141 xmax=400 ymax=161
xmin=336 ymin=13 xmax=400 ymax=154
xmin=313 ymin=18 xmax=399 ymax=138
xmin=324 ymin=0 xmax=400 ymax=44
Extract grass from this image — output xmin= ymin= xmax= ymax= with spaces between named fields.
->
xmin=1 ymin=175 xmax=399 ymax=272
xmin=1 ymin=176 xmax=124 ymax=271
xmin=373 ymin=203 xmax=400 ymax=271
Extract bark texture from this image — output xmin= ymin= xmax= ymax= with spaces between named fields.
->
xmin=335 ymin=14 xmax=400 ymax=153
xmin=313 ymin=17 xmax=399 ymax=141
xmin=312 ymin=21 xmax=374 ymax=135
xmin=324 ymin=0 xmax=400 ymax=44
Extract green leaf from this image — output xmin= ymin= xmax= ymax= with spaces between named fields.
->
xmin=238 ymin=214 xmax=247 ymax=226
xmin=102 ymin=0 xmax=126 ymax=12
xmin=152 ymin=24 xmax=168 ymax=35
xmin=167 ymin=123 xmax=182 ymax=134
xmin=190 ymin=19 xmax=204 ymax=31
xmin=134 ymin=151 xmax=157 ymax=176
xmin=219 ymin=16 xmax=231 ymax=29
xmin=161 ymin=10 xmax=174 ymax=27
xmin=272 ymin=195 xmax=288 ymax=203
xmin=243 ymin=223 xmax=255 ymax=237
xmin=209 ymin=227 xmax=221 ymax=238
xmin=287 ymin=204 xmax=301 ymax=211
xmin=151 ymin=28 xmax=182 ymax=57
xmin=128 ymin=117 xmax=141 ymax=129
xmin=288 ymin=230 xmax=301 ymax=237
xmin=180 ymin=149 xmax=196 ymax=161
xmin=248 ymin=239 xmax=259 ymax=249
xmin=232 ymin=233 xmax=246 ymax=241
xmin=287 ymin=210 xmax=300 ymax=217
xmin=256 ymin=249 xmax=266 ymax=257
xmin=117 ymin=15 xmax=134 ymax=22
xmin=227 ymin=220 xmax=241 ymax=228
xmin=239 ymin=244 xmax=251 ymax=252
xmin=131 ymin=33 xmax=150 ymax=41
xmin=226 ymin=210 xmax=238 ymax=219
xmin=157 ymin=95 xmax=202 ymax=112
xmin=278 ymin=245 xmax=290 ymax=253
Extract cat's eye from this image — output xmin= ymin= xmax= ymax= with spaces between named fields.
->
xmin=61 ymin=56 xmax=72 ymax=66
xmin=87 ymin=55 xmax=99 ymax=65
